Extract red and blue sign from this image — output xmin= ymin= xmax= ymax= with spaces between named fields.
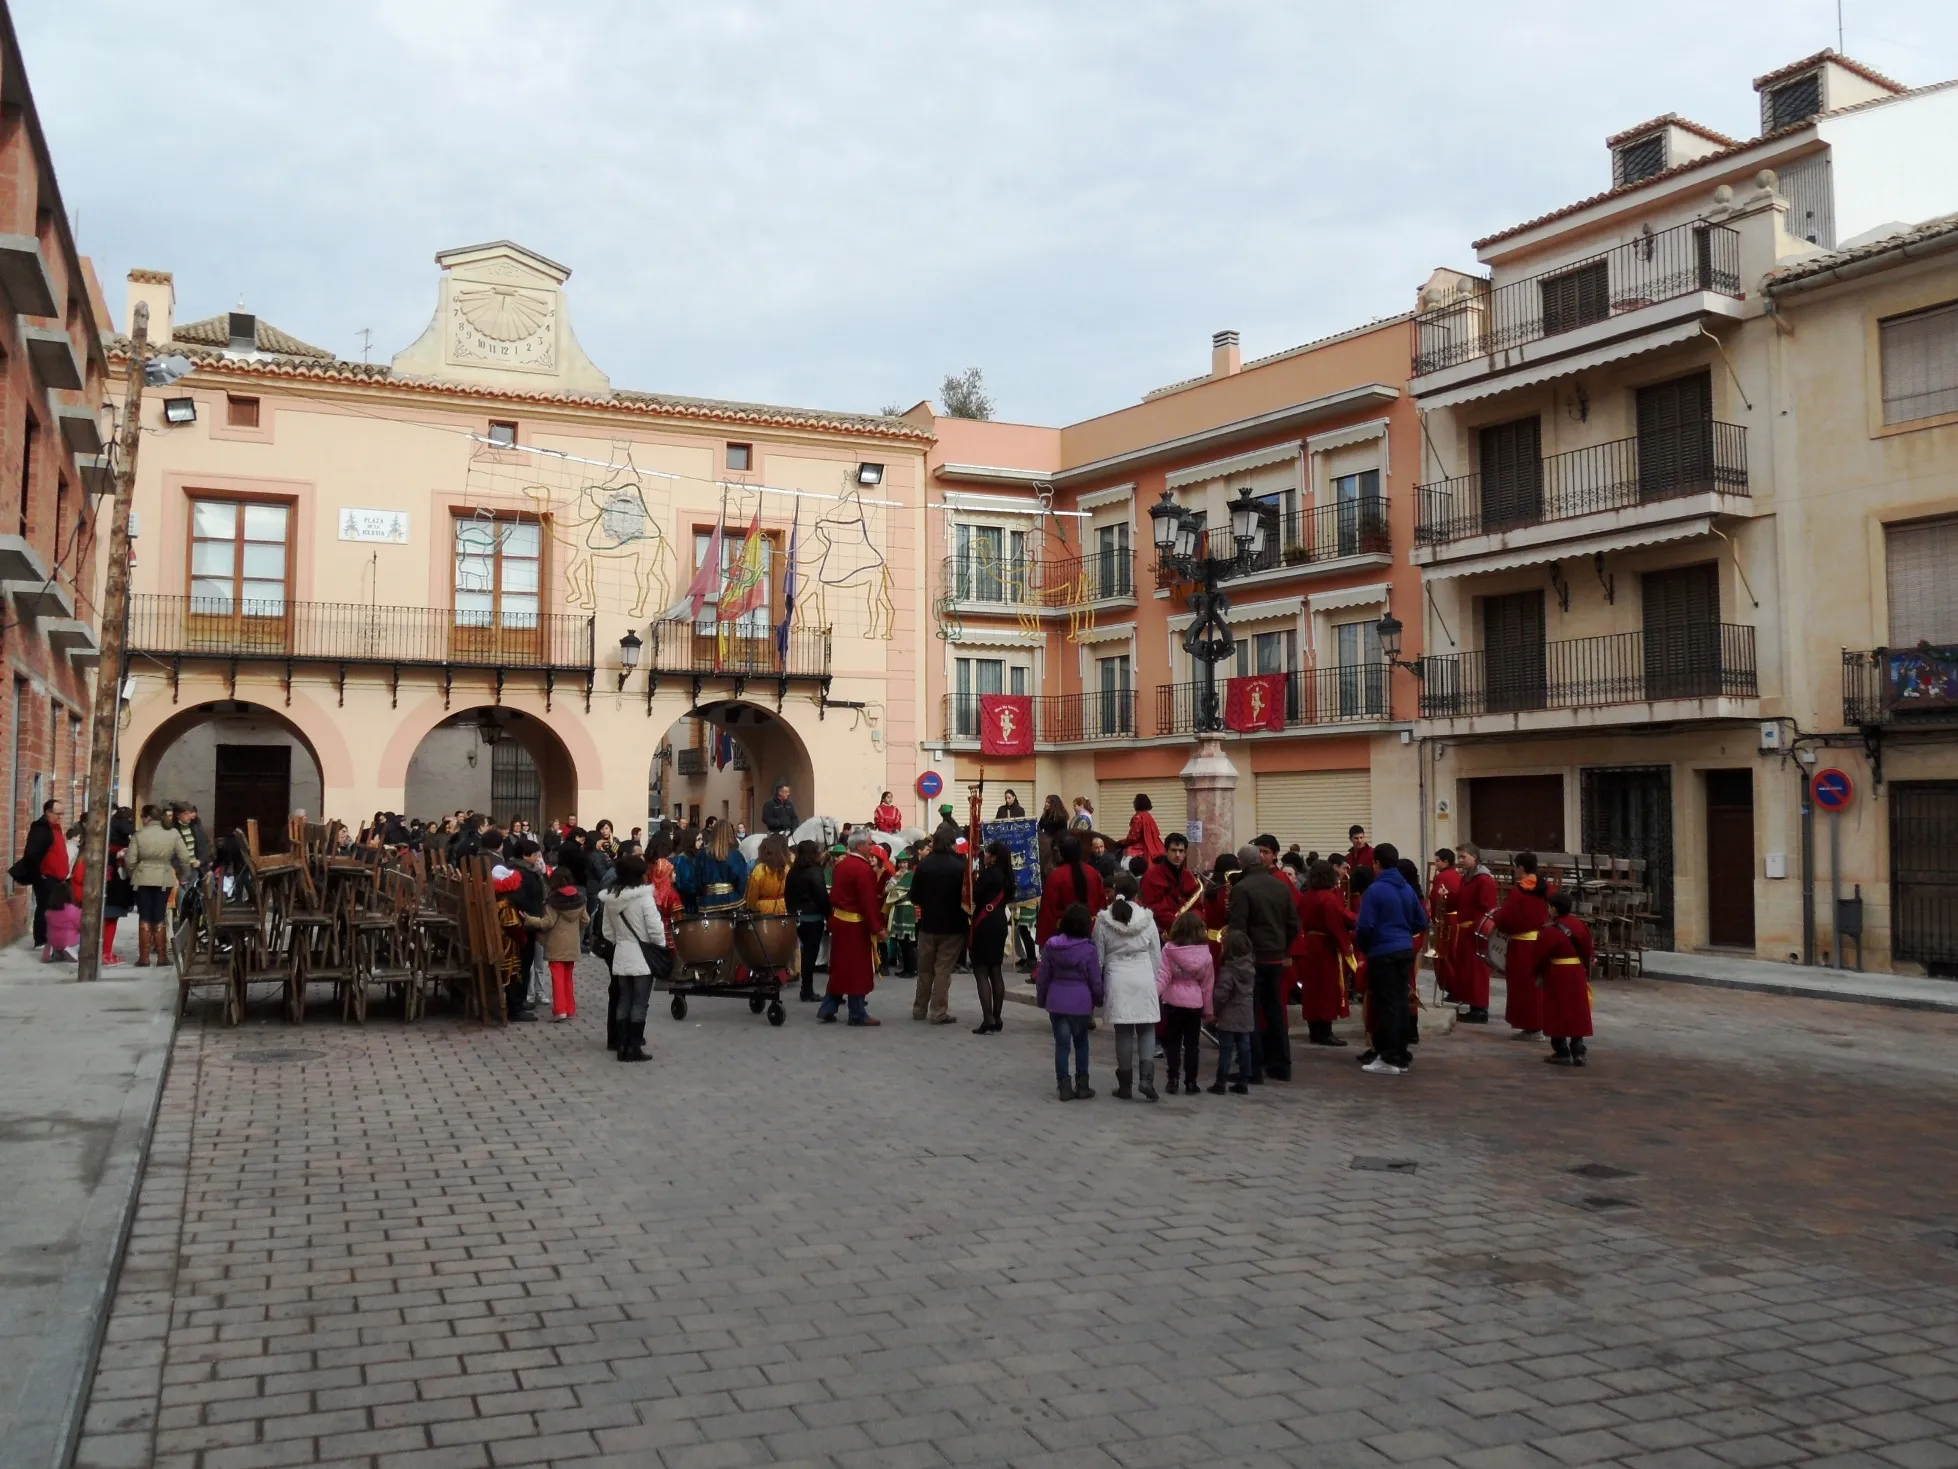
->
xmin=1813 ymin=768 xmax=1854 ymax=813
xmin=916 ymin=771 xmax=943 ymax=801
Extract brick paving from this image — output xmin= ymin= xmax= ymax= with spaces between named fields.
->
xmin=73 ymin=964 xmax=1958 ymax=1469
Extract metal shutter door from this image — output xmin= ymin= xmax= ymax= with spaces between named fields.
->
xmin=1096 ymin=778 xmax=1188 ymax=836
xmin=1887 ymin=517 xmax=1958 ymax=646
xmin=1254 ymin=771 xmax=1371 ymax=857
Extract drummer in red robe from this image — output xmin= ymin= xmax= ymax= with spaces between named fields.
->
xmin=1451 ymin=844 xmax=1496 ymax=1023
xmin=1139 ymin=833 xmax=1202 ymax=936
xmin=818 ymin=830 xmax=886 ymax=1026
xmin=1538 ymin=891 xmax=1594 ymax=1066
xmin=1296 ymin=861 xmax=1353 ymax=1047
xmin=1491 ymin=850 xmax=1550 ymax=1038
xmin=1427 ymin=849 xmax=1463 ymax=1002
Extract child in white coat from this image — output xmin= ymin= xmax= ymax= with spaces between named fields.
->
xmin=1094 ymin=872 xmax=1164 ymax=1101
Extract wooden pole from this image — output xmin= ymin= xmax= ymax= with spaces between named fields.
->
xmin=76 ymin=302 xmax=149 ymax=982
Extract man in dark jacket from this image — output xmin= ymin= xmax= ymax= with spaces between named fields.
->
xmin=1355 ymin=841 xmax=1428 ymax=1075
xmin=17 ymin=798 xmax=64 ymax=947
xmin=906 ymin=831 xmax=968 ymax=1025
xmin=761 ymin=784 xmax=799 ymax=835
xmin=1227 ymin=842 xmax=1301 ymax=1082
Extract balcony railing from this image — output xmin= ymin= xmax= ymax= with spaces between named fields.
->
xmin=1420 ymin=624 xmax=1757 ymax=718
xmin=676 ymin=747 xmax=707 ymax=776
xmin=1154 ymin=496 xmax=1391 ymax=588
xmin=1154 ymin=665 xmax=1392 ymax=735
xmin=1844 ymin=646 xmax=1958 ymax=727
xmin=646 ymin=619 xmax=831 ymax=680
xmin=941 ymin=551 xmax=1135 ymax=609
xmin=1413 ymin=221 xmax=1743 ymax=375
xmin=128 ymin=595 xmax=595 ymax=668
xmin=941 ymin=690 xmax=1137 ymax=744
xmin=1415 ymin=422 xmax=1748 ymax=545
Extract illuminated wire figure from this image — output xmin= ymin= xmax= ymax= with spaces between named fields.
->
xmin=512 ymin=443 xmax=671 ymax=618
xmin=804 ymin=485 xmax=895 ymax=640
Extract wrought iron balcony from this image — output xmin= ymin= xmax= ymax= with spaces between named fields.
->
xmin=1844 ymin=646 xmax=1958 ymax=727
xmin=1412 ymin=221 xmax=1743 ymax=376
xmin=1420 ymin=624 xmax=1757 ymax=719
xmin=940 ymin=550 xmax=1135 ymax=610
xmin=1154 ymin=665 xmax=1392 ymax=736
xmin=645 ymin=619 xmax=831 ymax=680
xmin=675 ymin=747 xmax=707 ymax=776
xmin=128 ymin=595 xmax=595 ymax=669
xmin=1415 ymin=422 xmax=1748 ymax=546
xmin=941 ymin=690 xmax=1137 ymax=744
xmin=1153 ymin=496 xmax=1391 ymax=589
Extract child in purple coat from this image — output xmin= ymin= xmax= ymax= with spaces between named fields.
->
xmin=1036 ymin=902 xmax=1104 ymax=1102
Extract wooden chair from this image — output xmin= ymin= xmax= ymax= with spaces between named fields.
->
xmin=172 ymin=872 xmax=240 ymax=1025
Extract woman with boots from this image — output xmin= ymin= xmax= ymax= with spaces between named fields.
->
xmin=127 ymin=805 xmax=184 ymax=967
xmin=968 ymin=840 xmax=1015 ymax=1034
xmin=599 ymin=854 xmax=665 ymax=1062
xmin=1094 ymin=872 xmax=1163 ymax=1101
xmin=785 ymin=840 xmax=830 ymax=1002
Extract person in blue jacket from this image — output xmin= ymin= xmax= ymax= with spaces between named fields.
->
xmin=1354 ymin=841 xmax=1427 ymax=1076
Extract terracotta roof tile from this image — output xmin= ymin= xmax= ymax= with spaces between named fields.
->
xmin=1752 ymin=49 xmax=1902 ymax=94
xmin=172 ymin=313 xmax=336 ymax=359
xmin=106 ymin=334 xmax=932 ymax=441
xmin=1604 ymin=112 xmax=1740 ymax=149
xmin=127 ymin=267 xmax=172 ymax=285
xmin=1763 ymin=211 xmax=1958 ymax=290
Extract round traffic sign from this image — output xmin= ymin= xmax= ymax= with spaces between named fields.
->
xmin=1813 ymin=767 xmax=1854 ymax=812
xmin=916 ymin=771 xmax=943 ymax=801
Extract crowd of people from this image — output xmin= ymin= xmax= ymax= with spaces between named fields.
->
xmin=10 ymin=797 xmax=211 ymax=968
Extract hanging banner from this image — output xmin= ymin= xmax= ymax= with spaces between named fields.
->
xmin=978 ymin=693 xmax=1034 ymax=755
xmin=1224 ymin=673 xmax=1286 ymax=732
xmin=988 ymin=816 xmax=1042 ymax=900
xmin=1888 ymin=645 xmax=1958 ymax=710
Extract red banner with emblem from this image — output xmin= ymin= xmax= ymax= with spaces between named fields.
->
xmin=978 ymin=693 xmax=1034 ymax=755
xmin=1224 ymin=673 xmax=1286 ymax=733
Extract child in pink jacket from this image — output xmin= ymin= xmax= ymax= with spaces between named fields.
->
xmin=1156 ymin=908 xmax=1216 ymax=1095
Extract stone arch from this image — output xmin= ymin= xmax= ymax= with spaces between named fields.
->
xmin=127 ymin=699 xmax=332 ymax=850
xmin=377 ymin=690 xmax=601 ymax=813
xmin=400 ymin=705 xmax=583 ymax=826
xmin=653 ymin=699 xmax=815 ymax=829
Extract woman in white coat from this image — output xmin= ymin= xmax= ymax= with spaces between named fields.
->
xmin=600 ymin=853 xmax=667 ymax=1063
xmin=1095 ymin=872 xmax=1164 ymax=1102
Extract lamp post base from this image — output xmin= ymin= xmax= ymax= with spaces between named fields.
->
xmin=1181 ymin=735 xmax=1239 ymax=876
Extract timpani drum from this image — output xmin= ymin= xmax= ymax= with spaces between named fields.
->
xmin=733 ymin=913 xmax=797 ymax=972
xmin=672 ymin=915 xmax=735 ymax=969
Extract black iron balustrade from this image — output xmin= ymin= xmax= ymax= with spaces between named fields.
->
xmin=127 ymin=595 xmax=595 ymax=669
xmin=1153 ymin=496 xmax=1390 ymax=588
xmin=1154 ymin=665 xmax=1392 ymax=735
xmin=645 ymin=619 xmax=832 ymax=679
xmin=941 ymin=551 xmax=1135 ymax=608
xmin=1420 ymin=624 xmax=1757 ymax=718
xmin=1412 ymin=221 xmax=1742 ymax=375
xmin=1843 ymin=646 xmax=1958 ymax=726
xmin=941 ymin=690 xmax=1136 ymax=743
xmin=1415 ymin=422 xmax=1748 ymax=545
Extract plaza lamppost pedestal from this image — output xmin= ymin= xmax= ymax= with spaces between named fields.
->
xmin=1148 ymin=487 xmax=1272 ymax=872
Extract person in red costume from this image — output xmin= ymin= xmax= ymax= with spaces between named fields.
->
xmin=1538 ymin=891 xmax=1595 ymax=1067
xmin=1295 ymin=861 xmax=1353 ymax=1046
xmin=1346 ymin=824 xmax=1374 ymax=872
xmin=1492 ymin=850 xmax=1550 ymax=1039
xmin=1451 ymin=844 xmax=1496 ymax=1023
xmin=1201 ymin=853 xmax=1236 ymax=971
xmin=1036 ymin=835 xmax=1106 ymax=945
xmin=1117 ymin=794 xmax=1165 ymax=863
xmin=1138 ymin=832 xmax=1201 ymax=935
xmin=1427 ymin=849 xmax=1463 ymax=1002
xmin=819 ymin=830 xmax=886 ymax=1026
xmin=872 ymin=791 xmax=904 ymax=834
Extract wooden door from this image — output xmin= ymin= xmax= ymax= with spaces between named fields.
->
xmin=214 ymin=745 xmax=292 ymax=854
xmin=1643 ymin=562 xmax=1720 ymax=699
xmin=1704 ymin=769 xmax=1755 ymax=948
xmin=1636 ymin=371 xmax=1714 ymax=501
xmin=1477 ymin=417 xmax=1543 ymax=532
xmin=1891 ymin=782 xmax=1958 ymax=972
xmin=1482 ymin=590 xmax=1546 ymax=712
xmin=1468 ymin=774 xmax=1565 ymax=853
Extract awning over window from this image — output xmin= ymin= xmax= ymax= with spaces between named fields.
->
xmin=1424 ymin=516 xmax=1714 ymax=580
xmin=1417 ymin=322 xmax=1706 ymax=410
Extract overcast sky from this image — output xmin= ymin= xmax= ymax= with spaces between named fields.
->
xmin=19 ymin=1 xmax=1958 ymax=426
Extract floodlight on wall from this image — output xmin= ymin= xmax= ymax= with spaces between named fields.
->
xmin=162 ymin=397 xmax=197 ymax=425
xmin=145 ymin=354 xmax=194 ymax=388
xmin=855 ymin=462 xmax=884 ymax=487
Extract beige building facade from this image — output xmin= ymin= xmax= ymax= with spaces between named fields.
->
xmin=107 ymin=242 xmax=932 ymax=842
xmin=1410 ymin=50 xmax=1958 ymax=969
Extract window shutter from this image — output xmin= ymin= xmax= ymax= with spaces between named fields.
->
xmin=1880 ymin=301 xmax=1958 ymax=426
xmin=1887 ymin=517 xmax=1958 ymax=646
xmin=1096 ymin=778 xmax=1188 ymax=836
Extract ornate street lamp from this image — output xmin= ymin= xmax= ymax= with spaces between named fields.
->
xmin=1149 ymin=488 xmax=1268 ymax=734
xmin=1376 ymin=612 xmax=1423 ymax=677
xmin=617 ymin=628 xmax=643 ymax=691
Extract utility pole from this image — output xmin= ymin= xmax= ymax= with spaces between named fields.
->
xmin=76 ymin=303 xmax=149 ymax=982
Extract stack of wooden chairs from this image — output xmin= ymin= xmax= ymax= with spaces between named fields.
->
xmin=1476 ymin=849 xmax=1656 ymax=982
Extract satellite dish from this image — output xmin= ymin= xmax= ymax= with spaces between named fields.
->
xmin=144 ymin=354 xmax=194 ymax=387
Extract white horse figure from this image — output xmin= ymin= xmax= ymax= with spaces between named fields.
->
xmin=804 ymin=487 xmax=894 ymax=639
xmin=519 ymin=445 xmax=671 ymax=618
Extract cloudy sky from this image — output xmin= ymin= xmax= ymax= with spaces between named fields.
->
xmin=20 ymin=1 xmax=1958 ymax=425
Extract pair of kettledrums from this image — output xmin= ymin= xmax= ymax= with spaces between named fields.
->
xmin=659 ymin=909 xmax=797 ymax=1024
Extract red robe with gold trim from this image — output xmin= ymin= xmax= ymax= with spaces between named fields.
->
xmin=1453 ymin=868 xmax=1497 ymax=1010
xmin=825 ymin=852 xmax=885 ymax=998
xmin=1493 ymin=878 xmax=1550 ymax=1032
xmin=1539 ymin=913 xmax=1595 ymax=1039
xmin=1428 ymin=866 xmax=1463 ymax=999
xmin=1296 ymin=888 xmax=1352 ymax=1024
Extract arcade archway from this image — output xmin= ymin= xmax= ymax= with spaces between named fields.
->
xmin=403 ymin=706 xmax=580 ymax=830
xmin=131 ymin=701 xmax=325 ymax=854
xmin=652 ymin=700 xmax=814 ymax=832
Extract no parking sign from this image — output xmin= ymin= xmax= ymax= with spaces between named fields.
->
xmin=916 ymin=771 xmax=943 ymax=801
xmin=1813 ymin=768 xmax=1853 ymax=813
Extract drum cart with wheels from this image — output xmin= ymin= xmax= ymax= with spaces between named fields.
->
xmin=657 ymin=908 xmax=796 ymax=1025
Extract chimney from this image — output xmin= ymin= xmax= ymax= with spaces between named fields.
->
xmin=228 ymin=310 xmax=257 ymax=353
xmin=1211 ymin=329 xmax=1241 ymax=378
xmin=125 ymin=268 xmax=174 ymax=342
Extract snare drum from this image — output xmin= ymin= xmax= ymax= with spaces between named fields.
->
xmin=1474 ymin=912 xmax=1510 ymax=977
